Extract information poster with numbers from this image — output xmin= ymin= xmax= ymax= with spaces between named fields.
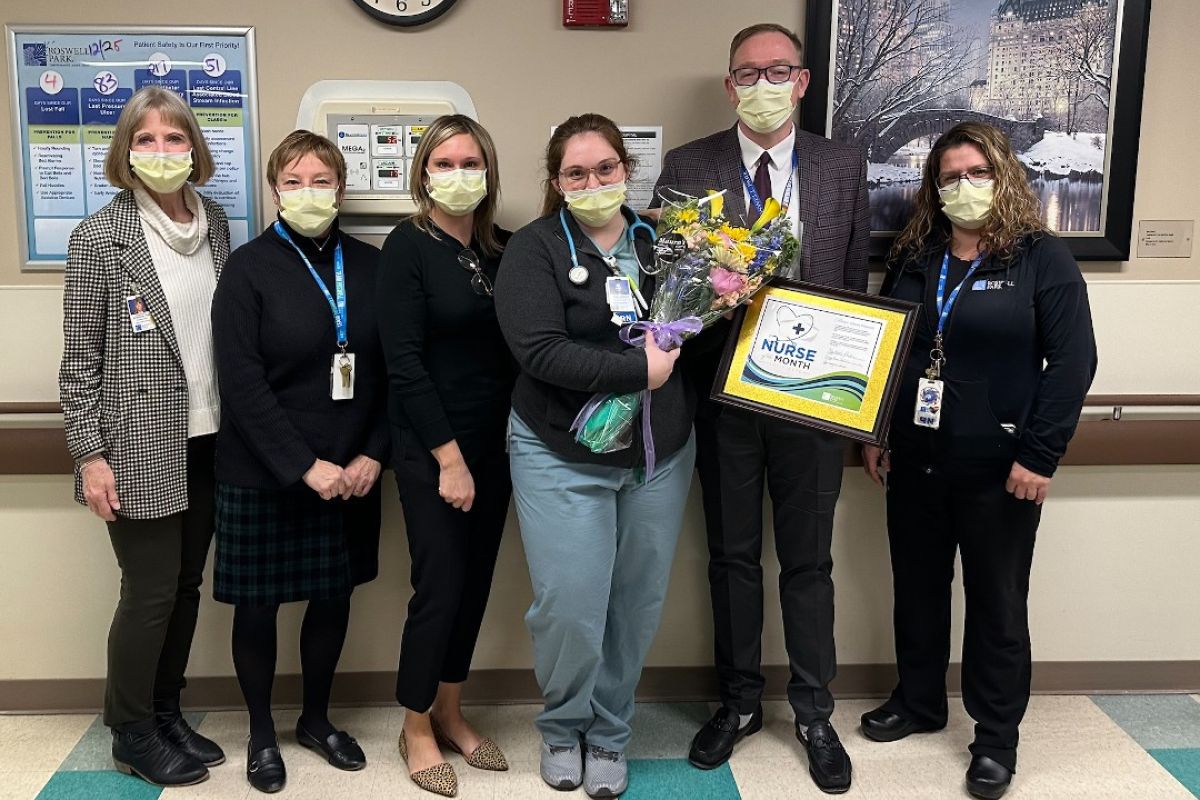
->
xmin=5 ymin=26 xmax=261 ymax=268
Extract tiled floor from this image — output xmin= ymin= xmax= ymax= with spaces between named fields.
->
xmin=3 ymin=695 xmax=1198 ymax=799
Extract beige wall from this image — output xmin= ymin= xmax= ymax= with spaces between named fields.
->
xmin=0 ymin=0 xmax=1198 ymax=687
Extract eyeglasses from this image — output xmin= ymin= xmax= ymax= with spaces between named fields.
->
xmin=938 ymin=166 xmax=994 ymax=191
xmin=730 ymin=64 xmax=801 ymax=87
xmin=458 ymin=248 xmax=493 ymax=297
xmin=557 ymin=159 xmax=623 ymax=188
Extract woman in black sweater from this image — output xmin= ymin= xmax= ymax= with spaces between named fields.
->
xmin=376 ymin=115 xmax=513 ymax=798
xmin=858 ymin=123 xmax=1096 ymax=800
xmin=212 ymin=131 xmax=388 ymax=794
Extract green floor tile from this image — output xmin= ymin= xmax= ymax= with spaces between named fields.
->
xmin=1148 ymin=748 xmax=1200 ymax=797
xmin=36 ymin=770 xmax=161 ymax=800
xmin=623 ymin=758 xmax=741 ymax=799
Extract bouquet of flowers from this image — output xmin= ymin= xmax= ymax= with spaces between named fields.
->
xmin=571 ymin=189 xmax=801 ymax=476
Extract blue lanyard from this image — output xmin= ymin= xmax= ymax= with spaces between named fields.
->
xmin=740 ymin=149 xmax=799 ymax=216
xmin=274 ymin=221 xmax=347 ymax=349
xmin=934 ymin=248 xmax=985 ymax=338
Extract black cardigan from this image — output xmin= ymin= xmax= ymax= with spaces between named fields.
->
xmin=375 ymin=218 xmax=515 ymax=465
xmin=881 ymin=233 xmax=1097 ymax=477
xmin=212 ymin=219 xmax=389 ymax=489
xmin=494 ymin=207 xmax=695 ymax=467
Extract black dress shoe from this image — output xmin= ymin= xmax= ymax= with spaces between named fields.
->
xmin=112 ymin=719 xmax=209 ymax=787
xmin=246 ymin=739 xmax=287 ymax=794
xmin=966 ymin=754 xmax=1012 ymax=799
xmin=860 ymin=706 xmax=941 ymax=743
xmin=796 ymin=720 xmax=852 ymax=794
xmin=296 ymin=720 xmax=367 ymax=771
xmin=155 ymin=699 xmax=226 ymax=766
xmin=688 ymin=705 xmax=763 ymax=769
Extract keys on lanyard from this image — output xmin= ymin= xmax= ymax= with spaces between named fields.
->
xmin=914 ymin=248 xmax=985 ymax=429
xmin=274 ymin=222 xmax=355 ymax=400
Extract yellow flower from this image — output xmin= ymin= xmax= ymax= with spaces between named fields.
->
xmin=713 ymin=244 xmax=748 ymax=270
xmin=751 ymin=197 xmax=782 ymax=232
xmin=719 ymin=224 xmax=750 ymax=242
xmin=676 ymin=208 xmax=699 ymax=224
xmin=705 ymin=190 xmax=725 ymax=218
xmin=736 ymin=242 xmax=758 ymax=261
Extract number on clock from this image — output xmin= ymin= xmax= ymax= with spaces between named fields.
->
xmin=351 ymin=0 xmax=459 ymax=27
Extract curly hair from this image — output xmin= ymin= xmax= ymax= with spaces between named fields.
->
xmin=890 ymin=122 xmax=1046 ymax=263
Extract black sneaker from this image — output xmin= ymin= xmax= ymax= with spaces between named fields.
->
xmin=112 ymin=719 xmax=209 ymax=787
xmin=796 ymin=719 xmax=852 ymax=794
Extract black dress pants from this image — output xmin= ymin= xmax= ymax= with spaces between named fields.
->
xmin=881 ymin=459 xmax=1041 ymax=773
xmin=695 ymin=402 xmax=845 ymax=723
xmin=104 ymin=435 xmax=215 ymax=727
xmin=394 ymin=443 xmax=510 ymax=712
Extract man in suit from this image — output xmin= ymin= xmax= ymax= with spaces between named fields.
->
xmin=652 ymin=22 xmax=869 ymax=794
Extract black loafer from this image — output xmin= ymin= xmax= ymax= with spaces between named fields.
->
xmin=860 ymin=706 xmax=942 ymax=743
xmin=966 ymin=754 xmax=1012 ymax=799
xmin=246 ymin=740 xmax=286 ymax=794
xmin=296 ymin=721 xmax=366 ymax=771
xmin=688 ymin=705 xmax=763 ymax=769
xmin=797 ymin=720 xmax=852 ymax=794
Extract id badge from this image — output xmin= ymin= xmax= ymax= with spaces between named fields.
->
xmin=605 ymin=276 xmax=638 ymax=326
xmin=125 ymin=295 xmax=156 ymax=333
xmin=914 ymin=378 xmax=943 ymax=429
xmin=330 ymin=352 xmax=355 ymax=401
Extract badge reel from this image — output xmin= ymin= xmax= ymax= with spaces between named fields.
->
xmin=914 ymin=339 xmax=944 ymax=429
xmin=330 ymin=351 xmax=356 ymax=401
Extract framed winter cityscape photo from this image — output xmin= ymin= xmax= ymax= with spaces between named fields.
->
xmin=801 ymin=0 xmax=1153 ymax=260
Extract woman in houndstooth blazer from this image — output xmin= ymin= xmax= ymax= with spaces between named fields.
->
xmin=58 ymin=86 xmax=230 ymax=788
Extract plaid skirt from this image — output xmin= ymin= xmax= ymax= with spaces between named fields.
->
xmin=213 ymin=482 xmax=380 ymax=606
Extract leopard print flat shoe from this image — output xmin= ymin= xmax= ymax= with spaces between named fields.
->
xmin=432 ymin=720 xmax=509 ymax=771
xmin=398 ymin=730 xmax=458 ymax=797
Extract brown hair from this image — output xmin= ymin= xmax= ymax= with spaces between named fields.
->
xmin=104 ymin=86 xmax=215 ymax=189
xmin=729 ymin=23 xmax=804 ymax=69
xmin=409 ymin=114 xmax=504 ymax=258
xmin=890 ymin=122 xmax=1048 ymax=263
xmin=266 ymin=130 xmax=347 ymax=191
xmin=539 ymin=113 xmax=637 ymax=218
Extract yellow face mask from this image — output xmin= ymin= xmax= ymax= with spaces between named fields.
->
xmin=734 ymin=81 xmax=796 ymax=134
xmin=564 ymin=182 xmax=627 ymax=228
xmin=939 ymin=179 xmax=995 ymax=230
xmin=129 ymin=150 xmax=193 ymax=194
xmin=427 ymin=168 xmax=488 ymax=216
xmin=277 ymin=187 xmax=339 ymax=237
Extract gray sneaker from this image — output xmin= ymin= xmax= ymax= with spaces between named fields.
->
xmin=583 ymin=745 xmax=627 ymax=797
xmin=540 ymin=741 xmax=582 ymax=790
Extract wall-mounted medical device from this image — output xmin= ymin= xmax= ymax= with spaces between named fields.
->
xmin=295 ymin=80 xmax=477 ymax=221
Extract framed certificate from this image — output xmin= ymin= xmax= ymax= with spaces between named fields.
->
xmin=712 ymin=280 xmax=920 ymax=445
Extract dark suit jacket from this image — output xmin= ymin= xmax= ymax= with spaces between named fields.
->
xmin=653 ymin=123 xmax=870 ymax=293
xmin=652 ymin=123 xmax=871 ymax=401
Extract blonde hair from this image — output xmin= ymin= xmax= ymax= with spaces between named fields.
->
xmin=409 ymin=115 xmax=504 ymax=258
xmin=104 ymin=86 xmax=215 ymax=189
xmin=266 ymin=130 xmax=347 ymax=191
xmin=891 ymin=122 xmax=1047 ymax=263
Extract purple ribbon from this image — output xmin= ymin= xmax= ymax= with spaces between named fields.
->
xmin=617 ymin=317 xmax=703 ymax=480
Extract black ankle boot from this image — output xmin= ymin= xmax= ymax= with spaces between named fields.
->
xmin=154 ymin=698 xmax=226 ymax=766
xmin=112 ymin=718 xmax=209 ymax=787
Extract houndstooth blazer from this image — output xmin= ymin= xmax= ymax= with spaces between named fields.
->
xmin=59 ymin=189 xmax=230 ymax=519
xmin=653 ymin=124 xmax=871 ymax=293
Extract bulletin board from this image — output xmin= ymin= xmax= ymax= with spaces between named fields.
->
xmin=5 ymin=25 xmax=262 ymax=270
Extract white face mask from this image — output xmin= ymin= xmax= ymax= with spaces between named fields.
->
xmin=735 ymin=80 xmax=797 ymax=134
xmin=129 ymin=150 xmax=193 ymax=194
xmin=277 ymin=187 xmax=339 ymax=237
xmin=563 ymin=182 xmax=627 ymax=228
xmin=939 ymin=179 xmax=995 ymax=230
xmin=426 ymin=168 xmax=488 ymax=216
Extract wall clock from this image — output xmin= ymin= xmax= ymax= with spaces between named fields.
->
xmin=351 ymin=0 xmax=459 ymax=27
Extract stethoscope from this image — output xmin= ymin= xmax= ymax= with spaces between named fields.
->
xmin=560 ymin=207 xmax=659 ymax=289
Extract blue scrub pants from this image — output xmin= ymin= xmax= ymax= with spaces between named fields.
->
xmin=508 ymin=411 xmax=696 ymax=752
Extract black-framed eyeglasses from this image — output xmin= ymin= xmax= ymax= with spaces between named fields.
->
xmin=557 ymin=159 xmax=623 ymax=188
xmin=730 ymin=64 xmax=801 ymax=87
xmin=457 ymin=248 xmax=493 ymax=297
xmin=937 ymin=166 xmax=995 ymax=191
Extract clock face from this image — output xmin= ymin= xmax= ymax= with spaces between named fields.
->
xmin=352 ymin=0 xmax=459 ymax=27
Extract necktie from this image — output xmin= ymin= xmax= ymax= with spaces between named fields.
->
xmin=753 ymin=152 xmax=773 ymax=211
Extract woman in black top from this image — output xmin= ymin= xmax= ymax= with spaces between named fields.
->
xmin=212 ymin=131 xmax=388 ymax=794
xmin=857 ymin=123 xmax=1096 ymax=800
xmin=376 ymin=114 xmax=513 ymax=797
